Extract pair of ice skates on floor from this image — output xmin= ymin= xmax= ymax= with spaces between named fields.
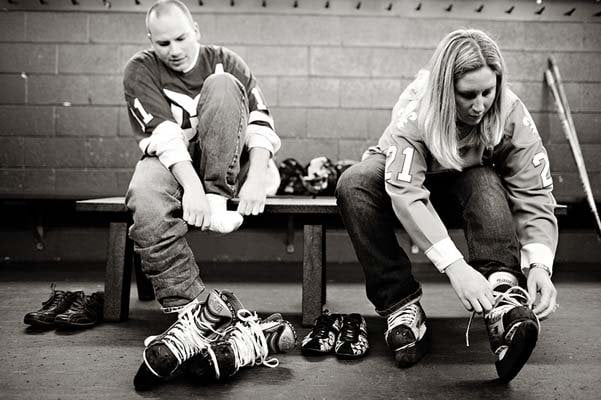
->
xmin=386 ymin=278 xmax=540 ymax=382
xmin=134 ymin=289 xmax=297 ymax=391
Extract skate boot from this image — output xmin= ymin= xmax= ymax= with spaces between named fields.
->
xmin=133 ymin=289 xmax=244 ymax=390
xmin=385 ymin=301 xmax=429 ymax=367
xmin=187 ymin=310 xmax=297 ymax=381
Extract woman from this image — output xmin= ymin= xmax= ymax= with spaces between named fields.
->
xmin=336 ymin=29 xmax=558 ymax=382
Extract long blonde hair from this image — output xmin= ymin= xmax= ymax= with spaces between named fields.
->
xmin=418 ymin=29 xmax=506 ymax=170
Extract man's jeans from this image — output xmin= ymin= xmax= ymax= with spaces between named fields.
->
xmin=125 ymin=73 xmax=248 ymax=307
xmin=335 ymin=153 xmax=521 ymax=316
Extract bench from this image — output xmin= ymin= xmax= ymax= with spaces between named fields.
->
xmin=76 ymin=196 xmax=338 ymax=326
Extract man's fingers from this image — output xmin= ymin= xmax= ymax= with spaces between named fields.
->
xmin=470 ymin=298 xmax=483 ymax=314
xmin=527 ymin=279 xmax=538 ymax=305
xmin=460 ymin=298 xmax=473 ymax=312
xmin=480 ymin=296 xmax=493 ymax=313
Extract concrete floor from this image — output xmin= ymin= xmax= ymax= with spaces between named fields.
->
xmin=0 ymin=262 xmax=599 ymax=400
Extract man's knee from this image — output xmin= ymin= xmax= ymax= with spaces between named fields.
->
xmin=203 ymin=72 xmax=245 ymax=96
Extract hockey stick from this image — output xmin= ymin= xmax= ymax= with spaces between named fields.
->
xmin=545 ymin=59 xmax=601 ymax=239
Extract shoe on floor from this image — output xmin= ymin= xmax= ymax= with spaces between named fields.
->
xmin=55 ymin=291 xmax=104 ymax=329
xmin=335 ymin=313 xmax=369 ymax=359
xmin=484 ymin=286 xmax=539 ymax=382
xmin=24 ymin=285 xmax=82 ymax=329
xmin=301 ymin=311 xmax=344 ymax=355
xmin=385 ymin=301 xmax=429 ymax=368
xmin=187 ymin=311 xmax=297 ymax=381
xmin=133 ymin=289 xmax=244 ymax=391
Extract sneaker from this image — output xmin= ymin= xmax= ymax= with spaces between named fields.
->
xmin=335 ymin=313 xmax=369 ymax=359
xmin=133 ymin=289 xmax=244 ymax=391
xmin=23 ymin=285 xmax=82 ymax=329
xmin=187 ymin=310 xmax=297 ymax=381
xmin=385 ymin=301 xmax=429 ymax=367
xmin=484 ymin=286 xmax=539 ymax=382
xmin=301 ymin=311 xmax=344 ymax=355
xmin=55 ymin=291 xmax=104 ymax=329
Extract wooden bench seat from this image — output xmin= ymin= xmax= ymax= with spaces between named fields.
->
xmin=76 ymin=196 xmax=338 ymax=326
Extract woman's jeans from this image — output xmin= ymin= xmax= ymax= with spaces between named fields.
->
xmin=335 ymin=153 xmax=522 ymax=316
xmin=125 ymin=73 xmax=248 ymax=307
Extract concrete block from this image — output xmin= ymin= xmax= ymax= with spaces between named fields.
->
xmin=255 ymin=77 xmax=278 ymax=107
xmin=0 ymin=170 xmax=23 ymax=193
xmin=338 ymin=139 xmax=373 ymax=161
xmin=118 ymin=106 xmax=135 ymax=137
xmin=339 ymin=79 xmax=402 ymax=108
xmin=116 ymin=168 xmax=135 ymax=193
xmin=276 ymin=138 xmax=338 ymax=164
xmin=0 ymin=44 xmax=57 ymax=74
xmin=367 ymin=109 xmax=393 ymax=140
xmin=214 ymin=14 xmax=341 ymax=46
xmin=90 ymin=76 xmax=124 ymax=105
xmin=28 ymin=76 xmax=123 ymax=106
xmin=86 ymin=138 xmax=139 ymax=169
xmin=340 ymin=16 xmax=402 ymax=47
xmin=310 ymin=47 xmax=372 ymax=77
xmin=278 ymin=77 xmax=339 ymax=107
xmin=23 ymin=137 xmax=88 ymax=168
xmin=0 ymin=12 xmax=25 ymax=41
xmin=554 ymin=113 xmax=601 ymax=145
xmin=22 ymin=169 xmax=55 ymax=193
xmin=26 ymin=12 xmax=88 ymax=43
xmin=583 ymin=23 xmax=601 ymax=51
xmin=582 ymin=83 xmax=601 ymax=113
xmin=520 ymin=22 xmax=584 ymax=51
xmin=0 ymin=75 xmax=26 ymax=104
xmin=0 ymin=137 xmax=24 ymax=167
xmin=270 ymin=107 xmax=307 ymax=138
xmin=119 ymin=45 xmax=149 ymax=73
xmin=552 ymin=172 xmax=600 ymax=202
xmin=243 ymin=46 xmax=308 ymax=76
xmin=59 ymin=44 xmax=121 ymax=74
xmin=508 ymin=81 xmax=580 ymax=113
xmin=371 ymin=48 xmax=430 ymax=78
xmin=56 ymin=106 xmax=119 ymax=137
xmin=54 ymin=169 xmax=122 ymax=197
xmin=547 ymin=144 xmax=576 ymax=174
xmin=307 ymin=109 xmax=370 ymax=139
xmin=0 ymin=106 xmax=55 ymax=136
xmin=89 ymin=13 xmax=147 ymax=44
xmin=529 ymin=112 xmax=552 ymax=144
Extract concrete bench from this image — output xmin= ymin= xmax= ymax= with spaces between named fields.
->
xmin=76 ymin=196 xmax=338 ymax=326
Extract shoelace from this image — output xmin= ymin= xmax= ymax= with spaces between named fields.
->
xmin=312 ymin=314 xmax=338 ymax=338
xmin=339 ymin=318 xmax=360 ymax=342
xmin=386 ymin=304 xmax=418 ymax=332
xmin=206 ymin=309 xmax=278 ymax=380
xmin=66 ymin=295 xmax=86 ymax=313
xmin=465 ymin=286 xmax=540 ymax=347
xmin=144 ymin=302 xmax=219 ymax=377
xmin=42 ymin=285 xmax=67 ymax=309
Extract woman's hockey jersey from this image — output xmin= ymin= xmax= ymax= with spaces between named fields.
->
xmin=123 ymin=45 xmax=280 ymax=169
xmin=368 ymin=72 xmax=558 ymax=276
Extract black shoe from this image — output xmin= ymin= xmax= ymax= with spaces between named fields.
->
xmin=55 ymin=291 xmax=104 ymax=329
xmin=24 ymin=285 xmax=81 ymax=328
xmin=385 ymin=302 xmax=430 ymax=368
xmin=335 ymin=313 xmax=369 ymax=359
xmin=484 ymin=286 xmax=539 ymax=382
xmin=301 ymin=311 xmax=344 ymax=355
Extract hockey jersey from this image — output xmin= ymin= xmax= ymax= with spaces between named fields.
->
xmin=368 ymin=71 xmax=558 ymax=276
xmin=123 ymin=45 xmax=280 ymax=169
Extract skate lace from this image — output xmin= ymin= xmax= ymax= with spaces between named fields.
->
xmin=42 ymin=283 xmax=66 ymax=308
xmin=207 ymin=309 xmax=278 ymax=379
xmin=151 ymin=303 xmax=220 ymax=369
xmin=387 ymin=304 xmax=418 ymax=329
xmin=465 ymin=286 xmax=540 ymax=347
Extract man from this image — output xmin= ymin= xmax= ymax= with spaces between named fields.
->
xmin=123 ymin=0 xmax=283 ymax=389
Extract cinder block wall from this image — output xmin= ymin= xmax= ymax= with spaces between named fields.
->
xmin=0 ymin=0 xmax=600 ymax=201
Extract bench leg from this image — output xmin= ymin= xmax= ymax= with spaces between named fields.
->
xmin=302 ymin=224 xmax=325 ymax=327
xmin=133 ymin=253 xmax=155 ymax=301
xmin=104 ymin=222 xmax=133 ymax=322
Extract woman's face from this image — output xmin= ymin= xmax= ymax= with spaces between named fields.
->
xmin=454 ymin=66 xmax=497 ymax=126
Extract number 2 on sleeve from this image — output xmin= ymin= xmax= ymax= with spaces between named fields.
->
xmin=385 ymin=146 xmax=414 ymax=183
xmin=532 ymin=152 xmax=553 ymax=188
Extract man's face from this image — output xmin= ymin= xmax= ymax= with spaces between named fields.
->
xmin=454 ymin=66 xmax=497 ymax=126
xmin=147 ymin=7 xmax=200 ymax=72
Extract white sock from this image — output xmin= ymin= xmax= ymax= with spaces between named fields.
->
xmin=206 ymin=193 xmax=243 ymax=234
xmin=488 ymin=271 xmax=519 ymax=292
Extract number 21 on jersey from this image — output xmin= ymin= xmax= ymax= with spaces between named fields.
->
xmin=533 ymin=152 xmax=553 ymax=188
xmin=385 ymin=146 xmax=414 ymax=183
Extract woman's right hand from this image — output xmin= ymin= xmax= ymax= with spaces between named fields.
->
xmin=445 ymin=259 xmax=495 ymax=314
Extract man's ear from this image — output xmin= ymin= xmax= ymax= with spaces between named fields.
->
xmin=194 ymin=22 xmax=201 ymax=42
xmin=147 ymin=32 xmax=152 ymax=43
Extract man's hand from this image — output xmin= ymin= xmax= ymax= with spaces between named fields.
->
xmin=527 ymin=267 xmax=558 ymax=320
xmin=237 ymin=175 xmax=266 ymax=215
xmin=181 ymin=186 xmax=211 ymax=230
xmin=445 ymin=259 xmax=495 ymax=314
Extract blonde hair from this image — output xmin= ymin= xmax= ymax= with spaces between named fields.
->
xmin=417 ymin=29 xmax=506 ymax=170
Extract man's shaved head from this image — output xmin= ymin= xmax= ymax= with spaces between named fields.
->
xmin=146 ymin=0 xmax=195 ymax=35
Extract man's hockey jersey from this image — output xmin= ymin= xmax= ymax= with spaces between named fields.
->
xmin=123 ymin=45 xmax=280 ymax=169
xmin=368 ymin=71 xmax=558 ymax=276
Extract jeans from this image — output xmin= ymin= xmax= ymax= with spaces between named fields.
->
xmin=335 ymin=153 xmax=521 ymax=316
xmin=125 ymin=73 xmax=249 ymax=307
